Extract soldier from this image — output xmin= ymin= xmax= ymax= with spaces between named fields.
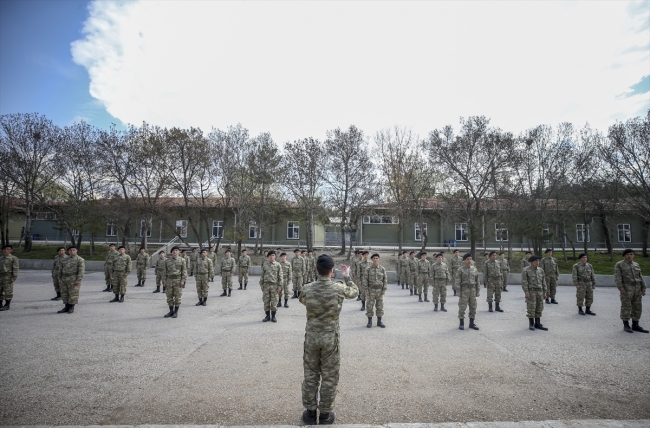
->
xmin=521 ymin=251 xmax=532 ymax=271
xmin=306 ymin=250 xmax=315 ymax=283
xmin=153 ymin=250 xmax=166 ymax=293
xmin=540 ymin=249 xmax=559 ymax=304
xmin=482 ymin=252 xmax=489 ymax=288
xmin=50 ymin=247 xmax=66 ymax=301
xmin=162 ymin=246 xmax=187 ymax=318
xmin=431 ymin=253 xmax=450 ymax=312
xmin=484 ymin=251 xmax=504 ymax=313
xmin=522 ymin=255 xmax=548 ymax=331
xmin=312 ymin=249 xmax=319 ymax=280
xmin=615 ymin=249 xmax=648 ymax=333
xmin=399 ymin=251 xmax=410 ymax=290
xmin=291 ymin=248 xmax=305 ymax=298
xmin=498 ymin=252 xmax=510 ymax=292
xmin=454 ymin=253 xmax=480 ymax=331
xmin=450 ymin=249 xmax=462 ymax=296
xmin=103 ymin=243 xmax=118 ymax=292
xmin=408 ymin=251 xmax=418 ymax=296
xmin=260 ymin=250 xmax=283 ymax=322
xmin=180 ymin=249 xmax=191 ymax=276
xmin=299 ymin=257 xmax=358 ymax=425
xmin=206 ymin=247 xmax=217 ymax=282
xmin=188 ymin=247 xmax=199 ymax=277
xmin=357 ymin=251 xmax=370 ymax=311
xmin=416 ymin=252 xmax=430 ymax=302
xmin=135 ymin=247 xmax=150 ymax=287
xmin=278 ymin=252 xmax=292 ymax=308
xmin=352 ymin=250 xmax=363 ymax=299
xmin=194 ymin=249 xmax=214 ymax=306
xmin=0 ymin=244 xmax=19 ymax=311
xmin=396 ymin=251 xmax=402 ymax=288
xmin=301 ymin=250 xmax=308 ymax=285
xmin=55 ymin=246 xmax=84 ymax=314
xmin=573 ymin=253 xmax=596 ymax=316
xmin=219 ymin=249 xmax=235 ymax=297
xmin=238 ymin=249 xmax=250 ymax=290
xmin=109 ymin=245 xmax=132 ymax=303
xmin=364 ymin=253 xmax=387 ymax=328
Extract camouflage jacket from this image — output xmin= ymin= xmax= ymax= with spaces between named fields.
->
xmin=280 ymin=260 xmax=292 ymax=284
xmin=52 ymin=254 xmax=67 ymax=278
xmin=483 ymin=259 xmax=502 ymax=280
xmin=136 ymin=252 xmax=150 ymax=269
xmin=417 ymin=259 xmax=430 ymax=276
xmin=155 ymin=257 xmax=166 ymax=275
xmin=540 ymin=257 xmax=559 ymax=277
xmin=110 ymin=254 xmax=132 ymax=274
xmin=432 ymin=261 xmax=450 ymax=282
xmin=221 ymin=256 xmax=235 ymax=273
xmin=195 ymin=256 xmax=214 ymax=278
xmin=206 ymin=251 xmax=217 ymax=266
xmin=364 ymin=264 xmax=387 ymax=291
xmin=189 ymin=251 xmax=199 ymax=264
xmin=450 ymin=255 xmax=462 ymax=274
xmin=409 ymin=257 xmax=419 ymax=275
xmin=261 ymin=260 xmax=283 ymax=286
xmin=521 ymin=258 xmax=530 ymax=271
xmin=0 ymin=254 xmax=19 ymax=279
xmin=497 ymin=258 xmax=510 ymax=276
xmin=357 ymin=259 xmax=370 ymax=283
xmin=614 ymin=260 xmax=646 ymax=291
xmin=521 ymin=266 xmax=547 ymax=294
xmin=572 ymin=262 xmax=595 ymax=286
xmin=104 ymin=249 xmax=118 ymax=267
xmin=291 ymin=255 xmax=305 ymax=274
xmin=454 ymin=264 xmax=479 ymax=293
xmin=398 ymin=257 xmax=410 ymax=275
xmin=162 ymin=256 xmax=187 ymax=282
xmin=300 ymin=276 xmax=359 ymax=332
xmin=238 ymin=254 xmax=250 ymax=270
xmin=58 ymin=255 xmax=84 ymax=281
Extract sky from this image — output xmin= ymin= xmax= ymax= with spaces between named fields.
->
xmin=1 ymin=0 xmax=649 ymax=144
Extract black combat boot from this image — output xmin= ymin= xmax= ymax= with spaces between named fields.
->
xmin=551 ymin=298 xmax=558 ymax=304
xmin=367 ymin=317 xmax=372 ymax=328
xmin=578 ymin=306 xmax=585 ymax=315
xmin=503 ymin=286 xmax=508 ymax=292
xmin=401 ymin=284 xmax=404 ymax=289
xmin=57 ymin=304 xmax=70 ymax=313
xmin=632 ymin=321 xmax=649 ymax=333
xmin=102 ymin=284 xmax=111 ymax=292
xmin=153 ymin=286 xmax=160 ymax=293
xmin=441 ymin=303 xmax=447 ymax=312
xmin=277 ymin=299 xmax=282 ymax=307
xmin=585 ymin=306 xmax=596 ymax=316
xmin=68 ymin=304 xmax=75 ymax=314
xmin=263 ymin=311 xmax=271 ymax=322
xmin=469 ymin=318 xmax=479 ymax=330
xmin=545 ymin=297 xmax=550 ymax=304
xmin=410 ymin=288 xmax=413 ymax=296
xmin=238 ymin=284 xmax=243 ymax=290
xmin=623 ymin=320 xmax=633 ymax=333
xmin=319 ymin=411 xmax=335 ymax=425
xmin=424 ymin=293 xmax=430 ymax=302
xmin=51 ymin=292 xmax=61 ymax=301
xmin=529 ymin=317 xmax=535 ymax=331
xmin=109 ymin=284 xmax=113 ymax=292
xmin=228 ymin=288 xmax=231 ymax=297
xmin=202 ymin=297 xmax=207 ymax=306
xmin=489 ymin=303 xmax=493 ymax=312
xmin=164 ymin=306 xmax=174 ymax=317
xmin=119 ymin=294 xmax=125 ymax=303
xmin=377 ymin=317 xmax=385 ymax=328
xmin=244 ymin=282 xmax=247 ymax=290
xmin=110 ymin=294 xmax=119 ymax=302
xmin=360 ymin=301 xmax=365 ymax=311
xmin=189 ymin=273 xmax=193 ymax=277
xmin=418 ymin=293 xmax=423 ymax=302
xmin=271 ymin=311 xmax=277 ymax=322
xmin=292 ymin=290 xmax=298 ymax=299
xmin=141 ymin=280 xmax=145 ymax=287
xmin=459 ymin=318 xmax=464 ymax=330
xmin=172 ymin=305 xmax=179 ymax=318
xmin=495 ymin=302 xmax=503 ymax=312
xmin=196 ymin=298 xmax=203 ymax=306
xmin=534 ymin=317 xmax=548 ymax=331
xmin=302 ymin=409 xmax=317 ymax=425
xmin=220 ymin=290 xmax=227 ymax=297
xmin=434 ymin=303 xmax=438 ymax=312
xmin=284 ymin=298 xmax=289 ymax=308
xmin=136 ymin=280 xmax=141 ymax=287
xmin=453 ymin=289 xmax=457 ymax=296
xmin=163 ymin=286 xmax=167 ymax=293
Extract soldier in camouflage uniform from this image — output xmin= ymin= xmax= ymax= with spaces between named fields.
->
xmin=408 ymin=251 xmax=418 ymax=295
xmin=416 ymin=252 xmax=430 ymax=302
xmin=278 ymin=252 xmax=292 ymax=308
xmin=219 ymin=249 xmax=235 ymax=297
xmin=54 ymin=246 xmax=84 ymax=314
xmin=260 ymin=250 xmax=283 ymax=322
xmin=522 ymin=255 xmax=548 ymax=331
xmin=431 ymin=253 xmax=449 ymax=312
xmin=299 ymin=257 xmax=358 ymax=425
xmin=521 ymin=251 xmax=532 ymax=271
xmin=194 ymin=249 xmax=214 ymax=306
xmin=162 ymin=246 xmax=187 ymax=318
xmin=615 ymin=249 xmax=648 ymax=333
xmin=364 ymin=253 xmax=387 ymax=328
xmin=291 ymin=249 xmax=305 ymax=298
xmin=238 ymin=249 xmax=250 ymax=289
xmin=399 ymin=251 xmax=410 ymax=290
xmin=573 ymin=253 xmax=596 ymax=316
xmin=207 ymin=247 xmax=217 ymax=282
xmin=540 ymin=249 xmax=559 ymax=304
xmin=484 ymin=251 xmax=504 ymax=313
xmin=454 ymin=253 xmax=480 ymax=331
xmin=352 ymin=250 xmax=363 ymax=299
xmin=188 ymin=247 xmax=199 ymax=277
xmin=153 ymin=250 xmax=166 ymax=293
xmin=0 ymin=245 xmax=19 ymax=311
xmin=306 ymin=250 xmax=315 ymax=283
xmin=109 ymin=246 xmax=132 ymax=303
xmin=103 ymin=243 xmax=118 ymax=292
xmin=497 ymin=252 xmax=510 ymax=292
xmin=450 ymin=249 xmax=462 ymax=296
xmin=396 ymin=251 xmax=402 ymax=288
xmin=312 ymin=249 xmax=319 ymax=280
xmin=357 ymin=251 xmax=370 ymax=311
xmin=135 ymin=247 xmax=150 ymax=287
xmin=180 ymin=250 xmax=191 ymax=277
xmin=50 ymin=247 xmax=66 ymax=301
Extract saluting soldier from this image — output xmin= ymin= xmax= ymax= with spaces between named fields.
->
xmin=416 ymin=252 xmax=430 ymax=302
xmin=497 ymin=252 xmax=510 ymax=292
xmin=484 ymin=251 xmax=504 ymax=313
xmin=238 ymin=249 xmax=250 ymax=289
xmin=206 ymin=247 xmax=217 ymax=282
xmin=50 ymin=247 xmax=66 ymax=301
xmin=278 ymin=252 xmax=292 ymax=308
xmin=55 ymin=246 xmax=84 ymax=314
xmin=450 ymin=249 xmax=462 ymax=296
xmin=135 ymin=247 xmax=150 ymax=287
xmin=454 ymin=253 xmax=480 ymax=331
xmin=540 ymin=249 xmax=559 ymax=304
xmin=260 ymin=250 xmax=283 ymax=323
xmin=573 ymin=253 xmax=596 ymax=316
xmin=103 ymin=243 xmax=118 ymax=292
xmin=408 ymin=251 xmax=418 ymax=295
xmin=364 ymin=253 xmax=387 ymax=328
xmin=194 ymin=249 xmax=214 ymax=306
xmin=291 ymin=249 xmax=305 ymax=298
xmin=0 ymin=244 xmax=19 ymax=311
xmin=109 ymin=246 xmax=132 ymax=303
xmin=522 ymin=255 xmax=548 ymax=331
xmin=431 ymin=253 xmax=450 ymax=312
xmin=188 ymin=247 xmax=199 ymax=277
xmin=220 ymin=249 xmax=235 ymax=297
xmin=162 ymin=246 xmax=187 ymax=318
xmin=615 ymin=249 xmax=648 ymax=333
xmin=153 ymin=250 xmax=166 ymax=293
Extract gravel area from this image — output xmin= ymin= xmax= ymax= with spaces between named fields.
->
xmin=0 ymin=270 xmax=649 ymax=426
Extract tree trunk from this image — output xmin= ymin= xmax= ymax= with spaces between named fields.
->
xmin=23 ymin=198 xmax=34 ymax=252
xmin=339 ymin=218 xmax=346 ymax=256
xmin=642 ymin=219 xmax=649 ymax=258
xmin=90 ymin=232 xmax=95 ymax=258
xmin=600 ymin=216 xmax=613 ymax=261
xmin=565 ymin=233 xmax=576 ymax=259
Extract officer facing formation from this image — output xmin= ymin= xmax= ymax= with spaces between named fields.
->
xmin=431 ymin=253 xmax=449 ymax=312
xmin=153 ymin=250 xmax=166 ymax=293
xmin=135 ymin=247 xmax=150 ymax=287
xmin=416 ymin=252 xmax=430 ymax=302
xmin=277 ymin=252 xmax=292 ymax=308
xmin=260 ymin=250 xmax=283 ymax=323
xmin=300 ymin=256 xmax=358 ymax=425
xmin=237 ymin=249 xmax=250 ymax=289
xmin=220 ymin=249 xmax=235 ymax=297
xmin=109 ymin=246 xmax=132 ymax=303
xmin=0 ymin=244 xmax=19 ymax=311
xmin=522 ymin=255 xmax=548 ymax=331
xmin=103 ymin=243 xmax=117 ymax=292
xmin=50 ymin=247 xmax=66 ymax=301
xmin=162 ymin=246 xmax=187 ymax=318
xmin=194 ymin=249 xmax=214 ymax=306
xmin=454 ymin=253 xmax=480 ymax=331
xmin=188 ymin=247 xmax=199 ymax=277
xmin=450 ymin=249 xmax=462 ymax=296
xmin=498 ymin=252 xmax=510 ymax=292
xmin=291 ymin=249 xmax=305 ymax=298
xmin=615 ymin=249 xmax=648 ymax=333
xmin=364 ymin=253 xmax=387 ymax=328
xmin=56 ymin=246 xmax=84 ymax=314
xmin=484 ymin=251 xmax=504 ymax=313
xmin=541 ymin=249 xmax=559 ymax=304
xmin=573 ymin=253 xmax=596 ymax=316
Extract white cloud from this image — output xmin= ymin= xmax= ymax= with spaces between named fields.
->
xmin=71 ymin=0 xmax=650 ymax=142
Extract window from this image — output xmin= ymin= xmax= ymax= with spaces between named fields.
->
xmin=70 ymin=229 xmax=80 ymax=237
xmin=140 ymin=220 xmax=152 ymax=237
xmin=249 ymin=221 xmax=258 ymax=239
xmin=176 ymin=220 xmax=188 ymax=238
xmin=455 ymin=223 xmax=468 ymax=241
xmin=618 ymin=224 xmax=631 ymax=242
xmin=415 ymin=223 xmax=427 ymax=241
xmin=212 ymin=220 xmax=224 ymax=238
xmin=106 ymin=223 xmax=117 ymax=237
xmin=576 ymin=224 xmax=590 ymax=243
xmin=542 ymin=226 xmax=551 ymax=242
xmin=363 ymin=215 xmax=399 ymax=224
xmin=287 ymin=221 xmax=299 ymax=239
xmin=495 ymin=223 xmax=508 ymax=242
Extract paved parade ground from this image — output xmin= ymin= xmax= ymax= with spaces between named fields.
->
xmin=1 ymin=270 xmax=649 ymax=426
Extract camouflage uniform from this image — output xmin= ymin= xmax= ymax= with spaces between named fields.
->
xmin=497 ymin=257 xmax=510 ymax=290
xmin=522 ymin=265 xmax=547 ymax=318
xmin=454 ymin=264 xmax=480 ymax=320
xmin=279 ymin=259 xmax=292 ymax=302
xmin=0 ymin=253 xmax=19 ymax=303
xmin=136 ymin=251 xmax=150 ymax=284
xmin=306 ymin=255 xmax=315 ymax=282
xmin=207 ymin=250 xmax=217 ymax=280
xmin=188 ymin=250 xmax=199 ymax=276
xmin=220 ymin=256 xmax=235 ymax=290
xmin=573 ymin=261 xmax=595 ymax=308
xmin=521 ymin=257 xmax=531 ymax=271
xmin=104 ymin=248 xmax=118 ymax=288
xmin=110 ymin=253 xmax=132 ymax=297
xmin=408 ymin=255 xmax=418 ymax=293
xmin=483 ymin=259 xmax=502 ymax=304
xmin=356 ymin=259 xmax=370 ymax=302
xmin=431 ymin=260 xmax=450 ymax=305
xmin=299 ymin=274 xmax=358 ymax=414
xmin=292 ymin=254 xmax=306 ymax=294
xmin=540 ymin=256 xmax=559 ymax=301
xmin=416 ymin=258 xmax=430 ymax=296
xmin=52 ymin=253 xmax=67 ymax=295
xmin=261 ymin=259 xmax=283 ymax=312
xmin=162 ymin=255 xmax=187 ymax=307
xmin=155 ymin=255 xmax=166 ymax=288
xmin=450 ymin=254 xmax=462 ymax=293
xmin=364 ymin=264 xmax=387 ymax=318
xmin=181 ymin=253 xmax=191 ymax=276
xmin=57 ymin=254 xmax=84 ymax=305
xmin=615 ymin=259 xmax=646 ymax=322
xmin=238 ymin=254 xmax=250 ymax=287
xmin=195 ymin=255 xmax=214 ymax=299
xmin=399 ymin=256 xmax=410 ymax=288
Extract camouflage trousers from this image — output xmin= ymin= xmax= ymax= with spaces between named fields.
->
xmin=137 ymin=267 xmax=147 ymax=281
xmin=262 ymin=284 xmax=279 ymax=312
xmin=451 ymin=270 xmax=458 ymax=292
xmin=52 ymin=275 xmax=60 ymax=293
xmin=576 ymin=283 xmax=594 ymax=307
xmin=0 ymin=275 xmax=14 ymax=300
xmin=104 ymin=266 xmax=111 ymax=286
xmin=501 ymin=273 xmax=509 ymax=289
xmin=409 ymin=272 xmax=417 ymax=290
xmin=366 ymin=288 xmax=384 ymax=318
xmin=113 ymin=273 xmax=128 ymax=295
xmin=432 ymin=279 xmax=447 ymax=304
xmin=620 ymin=286 xmax=643 ymax=321
xmin=416 ymin=276 xmax=428 ymax=294
xmin=60 ymin=277 xmax=81 ymax=305
xmin=546 ymin=276 xmax=557 ymax=299
xmin=421 ymin=278 xmax=431 ymax=294
xmin=221 ymin=272 xmax=233 ymax=290
xmin=278 ymin=280 xmax=291 ymax=301
xmin=293 ymin=273 xmax=304 ymax=293
xmin=486 ymin=278 xmax=502 ymax=303
xmin=196 ymin=276 xmax=209 ymax=298
xmin=302 ymin=331 xmax=340 ymax=413
xmin=166 ymin=279 xmax=183 ymax=306
xmin=156 ymin=273 xmax=163 ymax=287
xmin=458 ymin=288 xmax=477 ymax=319
xmin=239 ymin=268 xmax=249 ymax=285
xmin=399 ymin=270 xmax=409 ymax=286
xmin=526 ymin=290 xmax=544 ymax=318
xmin=358 ymin=282 xmax=366 ymax=302
xmin=188 ymin=263 xmax=195 ymax=276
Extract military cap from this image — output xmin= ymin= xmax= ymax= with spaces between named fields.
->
xmin=109 ymin=243 xmax=116 ymax=247
xmin=363 ymin=250 xmax=370 ymax=255
xmin=545 ymin=248 xmax=553 ymax=254
xmin=56 ymin=247 xmax=65 ymax=251
xmin=420 ymin=251 xmax=427 ymax=256
xmin=622 ymin=249 xmax=634 ymax=256
xmin=280 ymin=252 xmax=287 ymax=257
xmin=317 ymin=254 xmax=334 ymax=269
xmin=354 ymin=250 xmax=359 ymax=254
xmin=200 ymin=249 xmax=207 ymax=253
xmin=117 ymin=246 xmax=125 ymax=250
xmin=158 ymin=250 xmax=165 ymax=254
xmin=301 ymin=250 xmax=306 ymax=254
xmin=140 ymin=247 xmax=146 ymax=250
xmin=371 ymin=253 xmax=380 ymax=259
xmin=499 ymin=252 xmax=505 ymax=255
xmin=578 ymin=253 xmax=587 ymax=259
xmin=529 ymin=255 xmax=541 ymax=262
xmin=67 ymin=246 xmax=77 ymax=250
xmin=436 ymin=253 xmax=444 ymax=258
xmin=242 ymin=249 xmax=247 ymax=252
xmin=453 ymin=249 xmax=459 ymax=254
xmin=294 ymin=249 xmax=300 ymax=253
xmin=171 ymin=246 xmax=180 ymax=251
xmin=409 ymin=251 xmax=415 ymax=255
xmin=308 ymin=250 xmax=313 ymax=253
xmin=225 ymin=249 xmax=231 ymax=253
xmin=489 ymin=251 xmax=497 ymax=256
xmin=525 ymin=251 xmax=532 ymax=255
xmin=267 ymin=250 xmax=276 ymax=256
xmin=462 ymin=252 xmax=472 ymax=260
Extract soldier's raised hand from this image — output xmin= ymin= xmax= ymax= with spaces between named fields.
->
xmin=340 ymin=265 xmax=350 ymax=277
